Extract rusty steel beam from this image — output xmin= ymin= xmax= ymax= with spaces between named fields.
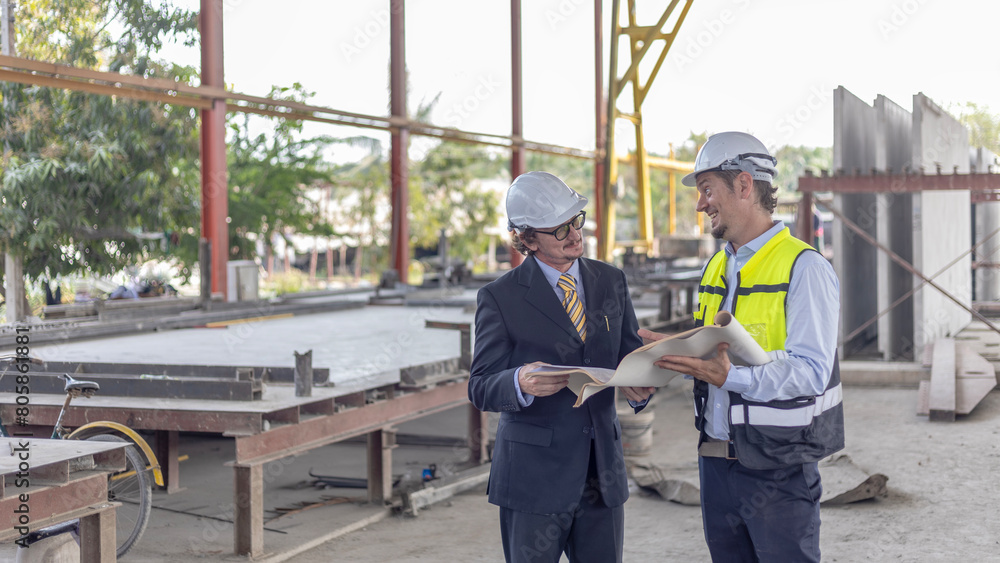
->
xmin=467 ymin=405 xmax=489 ymax=465
xmin=200 ymin=0 xmax=228 ymax=297
xmin=799 ymin=172 xmax=1000 ymax=194
xmin=2 ymin=403 xmax=264 ymax=435
xmin=0 ymin=473 xmax=107 ymax=535
xmin=0 ymin=372 xmax=260 ymax=401
xmin=366 ymin=428 xmax=396 ymax=503
xmin=796 ymin=192 xmax=814 ymax=243
xmin=509 ymin=0 xmax=525 ymax=268
xmin=233 ymin=381 xmax=468 ymax=464
xmin=79 ymin=503 xmax=117 ymax=563
xmin=389 ymin=0 xmax=409 ymax=283
xmin=155 ymin=430 xmax=182 ymax=494
xmin=232 ymin=463 xmax=263 ymax=556
xmin=0 ymin=55 xmax=596 ymax=161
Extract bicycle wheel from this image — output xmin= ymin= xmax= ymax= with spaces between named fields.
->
xmin=84 ymin=434 xmax=153 ymax=559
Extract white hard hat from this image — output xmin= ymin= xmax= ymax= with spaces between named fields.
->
xmin=681 ymin=131 xmax=778 ymax=187
xmin=506 ymin=171 xmax=588 ymax=232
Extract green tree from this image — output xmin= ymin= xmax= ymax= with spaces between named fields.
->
xmin=773 ymin=145 xmax=832 ymax=198
xmin=955 ymin=102 xmax=1000 ymax=157
xmin=1 ymin=0 xmax=199 ymax=315
xmin=328 ymin=147 xmax=391 ymax=280
xmin=410 ymin=141 xmax=504 ymax=264
xmin=226 ymin=85 xmax=337 ymax=263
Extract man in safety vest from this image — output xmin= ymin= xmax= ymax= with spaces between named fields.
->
xmin=640 ymin=131 xmax=843 ymax=562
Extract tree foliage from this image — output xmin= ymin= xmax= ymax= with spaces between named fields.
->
xmin=410 ymin=141 xmax=504 ymax=263
xmin=226 ymin=85 xmax=337 ymax=261
xmin=1 ymin=1 xmax=200 ymax=284
xmin=773 ymin=145 xmax=832 ymax=198
xmin=955 ymin=102 xmax=1000 ymax=158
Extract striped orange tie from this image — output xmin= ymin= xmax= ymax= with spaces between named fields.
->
xmin=558 ymin=274 xmax=587 ymax=341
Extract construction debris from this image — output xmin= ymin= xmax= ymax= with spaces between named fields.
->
xmin=629 ymin=462 xmax=701 ymax=506
xmin=628 ymin=454 xmax=889 ymax=507
xmin=818 ymin=454 xmax=889 ymax=505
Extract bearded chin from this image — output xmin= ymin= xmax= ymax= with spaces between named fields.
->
xmin=711 ymin=225 xmax=727 ymax=239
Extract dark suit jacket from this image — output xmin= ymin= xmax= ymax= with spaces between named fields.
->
xmin=468 ymin=256 xmax=644 ymax=514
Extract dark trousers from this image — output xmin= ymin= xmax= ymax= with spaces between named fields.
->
xmin=699 ymin=457 xmax=822 ymax=563
xmin=499 ymin=445 xmax=625 ymax=563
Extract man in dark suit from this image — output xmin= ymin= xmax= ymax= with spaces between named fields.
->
xmin=469 ymin=171 xmax=654 ymax=563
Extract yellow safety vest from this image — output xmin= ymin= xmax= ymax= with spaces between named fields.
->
xmin=694 ymin=227 xmax=844 ymax=470
xmin=695 ymin=227 xmax=812 ymax=351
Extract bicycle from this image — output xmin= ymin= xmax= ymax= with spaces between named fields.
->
xmin=1 ymin=355 xmax=162 ymax=559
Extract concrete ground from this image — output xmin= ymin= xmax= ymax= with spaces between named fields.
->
xmin=297 ymin=383 xmax=1000 ymax=563
xmin=7 ymin=379 xmax=996 ymax=562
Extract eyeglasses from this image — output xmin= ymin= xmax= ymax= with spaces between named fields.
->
xmin=535 ymin=212 xmax=586 ymax=241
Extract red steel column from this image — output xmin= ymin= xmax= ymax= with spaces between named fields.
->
xmin=200 ymin=0 xmax=228 ymax=297
xmin=509 ymin=0 xmax=524 ymax=267
xmin=593 ymin=0 xmax=605 ymax=250
xmin=390 ymin=0 xmax=410 ymax=283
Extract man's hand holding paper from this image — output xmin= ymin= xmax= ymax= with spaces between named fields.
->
xmin=651 ymin=341 xmax=733 ymax=388
xmin=518 ymin=361 xmax=569 ymax=397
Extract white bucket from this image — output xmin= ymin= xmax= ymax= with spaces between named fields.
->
xmin=618 ymin=410 xmax=654 ymax=457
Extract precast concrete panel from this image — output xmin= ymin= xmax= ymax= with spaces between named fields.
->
xmin=911 ymin=93 xmax=972 ymax=360
xmin=833 ymin=86 xmax=879 ymax=357
xmin=874 ymin=95 xmax=914 ymax=360
xmin=972 ymin=147 xmax=1000 ymax=301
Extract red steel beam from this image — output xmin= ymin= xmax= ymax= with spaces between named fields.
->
xmin=233 ymin=381 xmax=468 ymax=464
xmin=1 ymin=403 xmax=263 ymax=435
xmin=200 ymin=0 xmax=229 ymax=297
xmin=0 ymin=473 xmax=107 ymax=536
xmin=509 ymin=0 xmax=524 ymax=268
xmin=799 ymin=172 xmax=1000 ymax=194
xmin=389 ymin=0 xmax=410 ymax=283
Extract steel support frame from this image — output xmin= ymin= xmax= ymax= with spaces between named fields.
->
xmin=600 ymin=0 xmax=692 ymax=261
xmin=509 ymin=0 xmax=524 ymax=267
xmin=200 ymin=0 xmax=228 ymax=297
xmin=389 ymin=0 xmax=409 ymax=283
xmin=816 ymin=199 xmax=1000 ymax=339
xmin=0 ymin=472 xmax=110 ymax=541
xmin=156 ymin=429 xmax=182 ymax=493
xmin=797 ymin=172 xmax=1000 ymax=336
xmin=228 ymin=380 xmax=469 ymax=556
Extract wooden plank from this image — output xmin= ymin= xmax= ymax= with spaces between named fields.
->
xmin=928 ymin=338 xmax=956 ymax=422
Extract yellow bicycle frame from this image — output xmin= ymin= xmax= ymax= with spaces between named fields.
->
xmin=66 ymin=422 xmax=165 ymax=487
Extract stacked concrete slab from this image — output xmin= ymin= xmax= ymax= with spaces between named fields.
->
xmin=832 ymin=87 xmax=880 ymax=357
xmin=834 ymin=88 xmax=973 ymax=362
xmin=972 ymin=147 xmax=1000 ymax=301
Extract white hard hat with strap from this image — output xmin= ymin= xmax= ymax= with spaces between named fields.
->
xmin=682 ymin=131 xmax=778 ymax=187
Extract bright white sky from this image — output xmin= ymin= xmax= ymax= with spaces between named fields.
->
xmin=165 ymin=0 xmax=1000 ymax=156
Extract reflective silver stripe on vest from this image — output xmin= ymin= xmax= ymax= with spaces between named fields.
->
xmin=730 ymin=383 xmax=842 ymax=427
